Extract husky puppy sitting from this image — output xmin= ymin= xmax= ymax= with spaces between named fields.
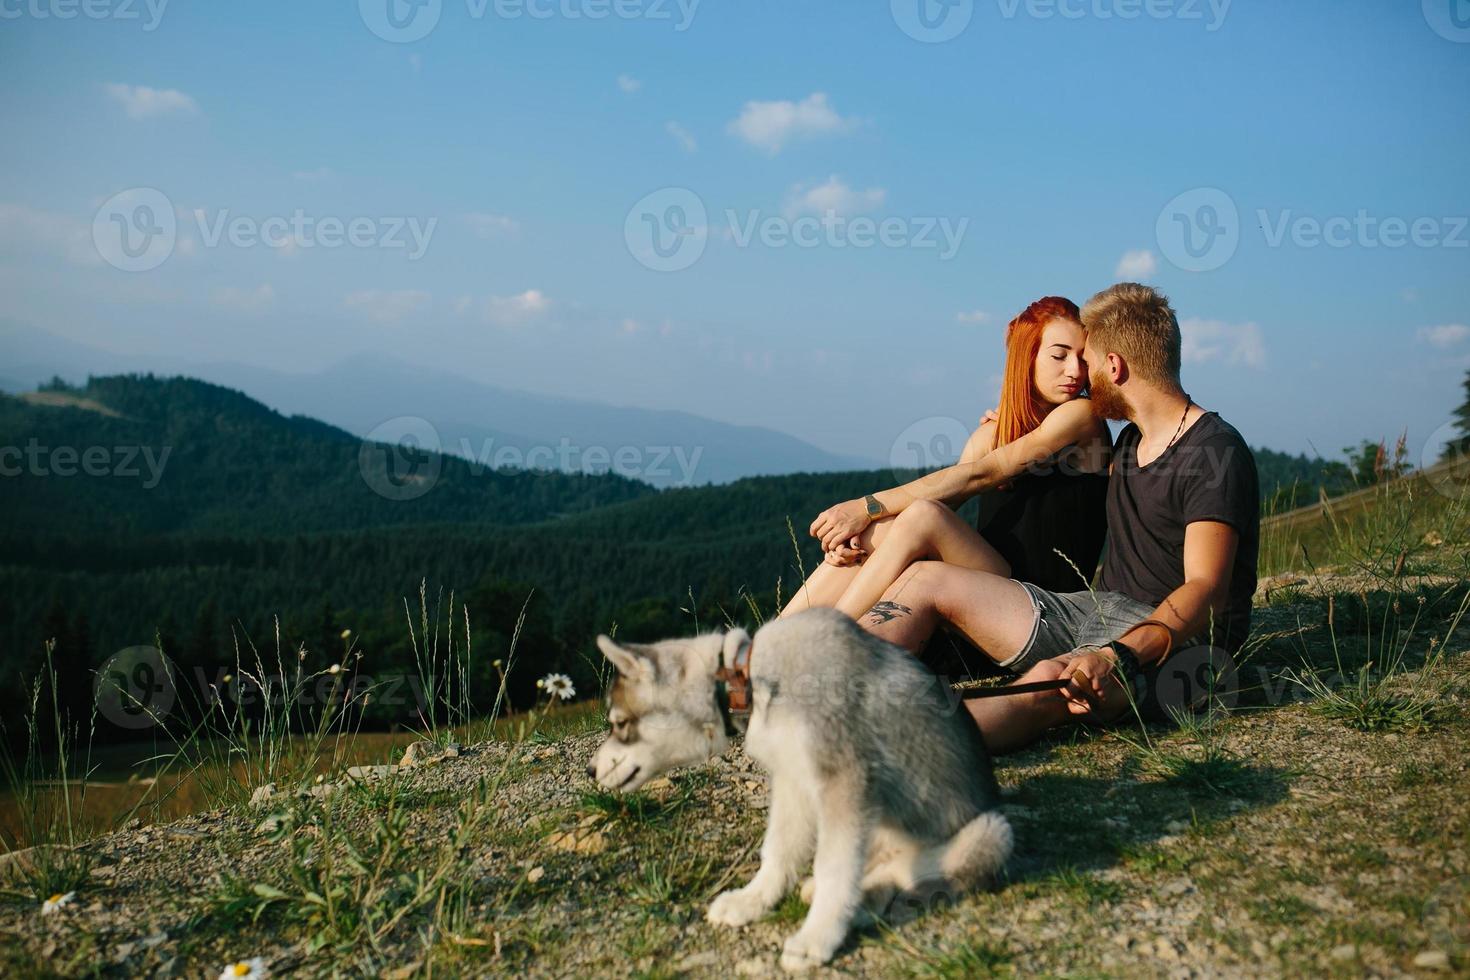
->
xmin=587 ymin=607 xmax=1012 ymax=972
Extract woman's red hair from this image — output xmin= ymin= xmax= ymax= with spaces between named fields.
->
xmin=993 ymin=296 xmax=1082 ymax=448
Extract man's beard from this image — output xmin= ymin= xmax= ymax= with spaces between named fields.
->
xmin=1088 ymin=369 xmax=1131 ymax=421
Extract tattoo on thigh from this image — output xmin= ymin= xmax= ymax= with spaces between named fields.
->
xmin=864 ymin=600 xmax=912 ymax=625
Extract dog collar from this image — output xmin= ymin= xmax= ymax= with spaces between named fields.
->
xmin=714 ymin=637 xmax=753 ymax=735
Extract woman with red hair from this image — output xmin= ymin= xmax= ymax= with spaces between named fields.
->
xmin=782 ymin=296 xmax=1111 ymax=620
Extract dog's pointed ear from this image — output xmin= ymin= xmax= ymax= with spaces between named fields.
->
xmin=597 ymin=635 xmax=646 ymax=678
xmin=721 ymin=627 xmax=751 ymax=665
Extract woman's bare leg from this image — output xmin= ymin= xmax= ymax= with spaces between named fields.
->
xmin=832 ymin=500 xmax=1010 ymax=620
xmin=779 ymin=519 xmax=894 ymax=617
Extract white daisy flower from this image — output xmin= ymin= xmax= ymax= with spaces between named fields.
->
xmin=218 ymin=957 xmax=268 ymax=979
xmin=540 ymin=673 xmax=575 ymax=701
xmin=41 ymin=891 xmax=75 ymax=915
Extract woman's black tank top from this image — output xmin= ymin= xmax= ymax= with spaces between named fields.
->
xmin=974 ymin=458 xmax=1108 ymax=593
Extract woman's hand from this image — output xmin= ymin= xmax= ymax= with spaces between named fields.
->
xmin=810 ymin=499 xmax=870 ymax=552
xmin=823 ymin=536 xmax=867 ymax=567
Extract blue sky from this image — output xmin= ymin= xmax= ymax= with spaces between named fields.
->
xmin=1 ymin=0 xmax=1467 ymax=467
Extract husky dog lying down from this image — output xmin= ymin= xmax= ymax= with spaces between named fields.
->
xmin=587 ymin=607 xmax=1012 ymax=972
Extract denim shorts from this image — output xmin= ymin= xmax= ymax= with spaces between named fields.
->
xmin=1001 ymin=584 xmax=1164 ymax=675
xmin=999 ymin=582 xmax=1229 ymax=721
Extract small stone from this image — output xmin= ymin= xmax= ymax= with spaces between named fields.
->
xmin=248 ymin=783 xmax=277 ymax=807
xmin=1165 ymin=819 xmax=1190 ymax=833
xmin=545 ymin=826 xmax=608 ymax=856
xmin=254 ymin=814 xmax=285 ymax=836
xmin=1330 ymin=944 xmax=1357 ymax=961
xmin=1414 ymin=950 xmax=1451 ymax=971
xmin=345 ymin=764 xmax=401 ymax=781
xmin=675 ymin=951 xmax=719 ymax=971
xmin=734 ymin=957 xmax=769 ymax=976
xmin=400 ymin=740 xmax=459 ymax=768
xmin=526 ymin=866 xmax=545 ymax=883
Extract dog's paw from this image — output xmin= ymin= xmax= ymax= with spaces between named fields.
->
xmin=706 ymin=887 xmax=770 ymax=928
xmin=779 ymin=929 xmax=839 ymax=973
xmin=798 ymin=876 xmax=815 ymax=904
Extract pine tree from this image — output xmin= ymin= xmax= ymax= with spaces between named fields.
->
xmin=1445 ymin=367 xmax=1470 ymax=461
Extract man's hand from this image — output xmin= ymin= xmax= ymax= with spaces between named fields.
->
xmin=1058 ymin=646 xmax=1118 ymax=715
xmin=810 ymin=499 xmax=870 ymax=552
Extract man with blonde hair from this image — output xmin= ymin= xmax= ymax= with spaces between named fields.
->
xmin=854 ymin=283 xmax=1259 ymax=751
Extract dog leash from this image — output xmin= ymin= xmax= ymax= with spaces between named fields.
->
xmin=715 ymin=639 xmax=1094 ymax=731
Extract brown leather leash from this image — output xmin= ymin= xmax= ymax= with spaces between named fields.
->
xmin=713 ymin=639 xmax=1090 ymax=733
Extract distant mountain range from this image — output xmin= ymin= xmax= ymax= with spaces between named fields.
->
xmin=0 ymin=325 xmax=881 ymax=488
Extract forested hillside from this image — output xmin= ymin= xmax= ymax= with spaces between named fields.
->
xmin=0 ymin=375 xmax=1376 ymax=740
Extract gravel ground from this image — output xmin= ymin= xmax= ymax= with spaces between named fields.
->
xmin=3 ymin=610 xmax=1468 ymax=979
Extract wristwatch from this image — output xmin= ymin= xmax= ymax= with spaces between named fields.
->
xmin=864 ymin=494 xmax=885 ymax=520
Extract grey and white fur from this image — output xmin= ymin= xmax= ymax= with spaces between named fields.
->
xmin=588 ymin=607 xmax=1012 ymax=972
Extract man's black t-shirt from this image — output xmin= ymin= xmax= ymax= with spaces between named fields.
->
xmin=1098 ymin=412 xmax=1259 ymax=653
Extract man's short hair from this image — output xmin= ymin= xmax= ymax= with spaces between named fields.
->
xmin=1081 ymin=282 xmax=1183 ymax=386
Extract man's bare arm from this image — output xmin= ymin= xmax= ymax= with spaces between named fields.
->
xmin=1118 ymin=521 xmax=1238 ymax=664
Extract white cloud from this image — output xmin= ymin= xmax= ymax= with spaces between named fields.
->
xmin=103 ymin=83 xmax=199 ymax=119
xmin=342 ymin=289 xmax=431 ymax=324
xmin=0 ymin=202 xmax=99 ymax=266
xmin=617 ymin=74 xmax=642 ymax=94
xmin=956 ymin=310 xmax=991 ymax=325
xmin=1180 ymin=318 xmax=1265 ymax=369
xmin=463 ymin=212 xmax=519 ymax=238
xmin=783 ymin=175 xmax=885 ymax=218
xmin=481 ymin=289 xmax=550 ymax=327
xmin=210 ymin=283 xmax=275 ymax=313
xmin=1417 ymin=324 xmax=1470 ymax=348
xmin=728 ymin=92 xmax=856 ymax=155
xmin=666 ymin=121 xmax=698 ymax=153
xmin=1115 ymin=249 xmax=1158 ymax=279
xmin=292 ymin=167 xmax=333 ymax=182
